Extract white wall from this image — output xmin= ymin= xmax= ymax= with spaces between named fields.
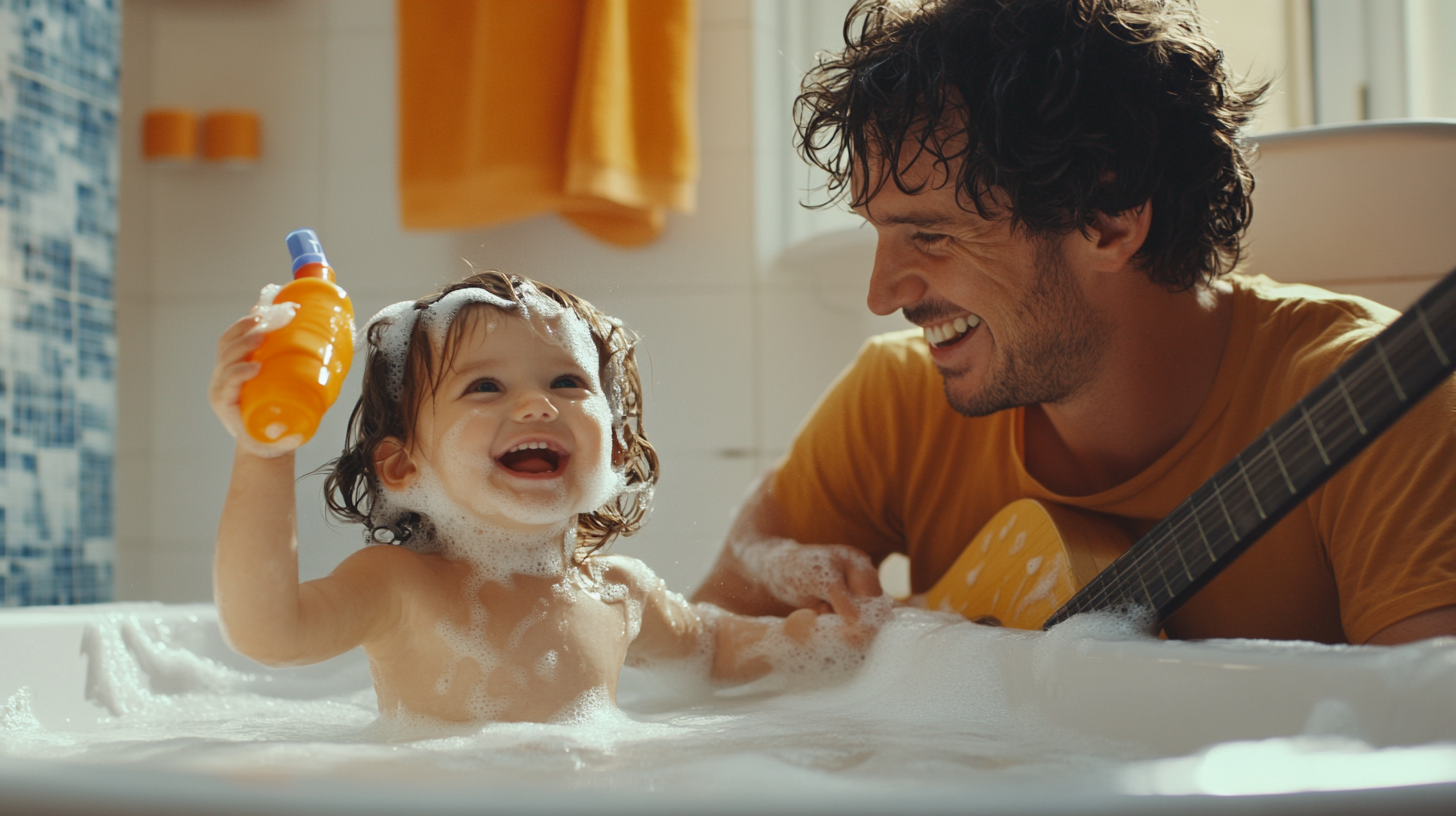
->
xmin=115 ymin=0 xmax=1312 ymax=604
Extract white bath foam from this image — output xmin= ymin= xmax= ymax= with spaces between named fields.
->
xmin=358 ymin=299 xmax=420 ymax=402
xmin=729 ymin=535 xmax=895 ymax=627
xmin=376 ymin=461 xmax=575 ymax=578
xmin=250 ymin=283 xmax=299 ymax=334
xmin=6 ymin=605 xmax=1456 ymax=808
xmin=418 ymin=287 xmax=516 ymax=355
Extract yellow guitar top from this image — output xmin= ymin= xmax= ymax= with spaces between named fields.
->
xmin=925 ymin=499 xmax=1129 ymax=630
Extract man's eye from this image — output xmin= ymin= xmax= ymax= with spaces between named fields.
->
xmin=551 ymin=376 xmax=584 ymax=390
xmin=912 ymin=231 xmax=950 ymax=245
xmin=468 ymin=379 xmax=501 ymax=394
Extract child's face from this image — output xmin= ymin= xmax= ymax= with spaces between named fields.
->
xmin=400 ymin=310 xmax=618 ymax=532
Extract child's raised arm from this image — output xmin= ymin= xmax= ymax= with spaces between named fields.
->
xmin=209 ymin=313 xmax=394 ymax=666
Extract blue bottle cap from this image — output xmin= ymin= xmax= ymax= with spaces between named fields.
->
xmin=286 ymin=228 xmax=330 ymax=274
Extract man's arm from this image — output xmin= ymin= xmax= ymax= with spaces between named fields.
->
xmin=692 ymin=470 xmax=886 ymax=624
xmin=1363 ymin=605 xmax=1456 ymax=645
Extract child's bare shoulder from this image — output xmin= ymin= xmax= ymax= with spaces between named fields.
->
xmin=590 ymin=553 xmax=667 ymax=598
xmin=331 ymin=544 xmax=445 ymax=591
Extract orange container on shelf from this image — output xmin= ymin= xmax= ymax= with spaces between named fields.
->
xmin=238 ymin=229 xmax=354 ymax=446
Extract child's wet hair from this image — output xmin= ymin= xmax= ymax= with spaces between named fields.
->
xmin=323 ymin=270 xmax=658 ymax=560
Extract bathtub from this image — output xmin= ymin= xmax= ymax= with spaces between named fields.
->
xmin=2 ymin=602 xmax=1455 ymax=815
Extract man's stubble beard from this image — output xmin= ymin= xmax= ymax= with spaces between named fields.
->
xmin=941 ymin=241 xmax=1109 ymax=418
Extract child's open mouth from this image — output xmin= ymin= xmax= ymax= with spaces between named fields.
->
xmin=497 ymin=442 xmax=565 ymax=477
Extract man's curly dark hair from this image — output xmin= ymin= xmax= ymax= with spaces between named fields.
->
xmin=796 ymin=0 xmax=1267 ymax=291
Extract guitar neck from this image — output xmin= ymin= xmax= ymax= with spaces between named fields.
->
xmin=1045 ymin=266 xmax=1456 ymax=630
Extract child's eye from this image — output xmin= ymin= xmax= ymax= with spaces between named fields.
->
xmin=466 ymin=379 xmax=502 ymax=394
xmin=551 ymin=375 xmax=585 ymax=390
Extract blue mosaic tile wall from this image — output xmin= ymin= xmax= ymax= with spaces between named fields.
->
xmin=0 ymin=0 xmax=118 ymax=605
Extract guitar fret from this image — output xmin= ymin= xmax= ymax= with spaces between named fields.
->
xmin=1266 ymin=430 xmax=1297 ymax=494
xmin=1165 ymin=522 xmax=1195 ymax=582
xmin=1300 ymin=403 xmax=1331 ymax=465
xmin=1153 ymin=541 xmax=1174 ymax=598
xmin=1236 ymin=455 xmax=1267 ymax=519
xmin=1190 ymin=501 xmax=1217 ymax=562
xmin=1375 ymin=340 xmax=1408 ymax=401
xmin=1417 ymin=305 xmax=1450 ymax=366
xmin=1134 ymin=556 xmax=1155 ymax=607
xmin=1211 ymin=479 xmax=1240 ymax=539
xmin=1335 ymin=373 xmax=1368 ymax=436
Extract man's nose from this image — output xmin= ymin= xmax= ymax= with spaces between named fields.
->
xmin=866 ymin=236 xmax=928 ymax=316
xmin=512 ymin=390 xmax=559 ymax=423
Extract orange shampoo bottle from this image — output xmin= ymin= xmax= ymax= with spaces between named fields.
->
xmin=238 ymin=229 xmax=354 ymax=446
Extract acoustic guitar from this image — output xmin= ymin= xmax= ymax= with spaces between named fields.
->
xmin=926 ymin=266 xmax=1456 ymax=631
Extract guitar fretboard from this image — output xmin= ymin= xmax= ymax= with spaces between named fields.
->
xmin=1045 ymin=266 xmax=1456 ymax=630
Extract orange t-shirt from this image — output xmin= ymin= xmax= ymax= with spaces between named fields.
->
xmin=773 ymin=275 xmax=1456 ymax=644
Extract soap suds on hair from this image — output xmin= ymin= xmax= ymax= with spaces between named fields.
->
xmin=361 ymin=281 xmax=628 ymax=555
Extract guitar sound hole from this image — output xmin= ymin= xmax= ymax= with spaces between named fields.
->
xmin=972 ymin=615 xmax=1003 ymax=627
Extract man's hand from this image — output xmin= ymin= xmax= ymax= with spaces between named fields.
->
xmin=693 ymin=470 xmax=890 ymax=629
xmin=735 ymin=537 xmax=888 ymax=625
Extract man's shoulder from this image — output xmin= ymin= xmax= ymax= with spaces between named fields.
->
xmin=1230 ymin=274 xmax=1398 ymax=374
xmin=1232 ymin=273 xmax=1398 ymax=336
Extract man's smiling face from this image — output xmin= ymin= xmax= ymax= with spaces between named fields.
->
xmin=854 ymin=146 xmax=1110 ymax=416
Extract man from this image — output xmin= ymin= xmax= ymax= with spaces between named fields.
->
xmin=693 ymin=0 xmax=1456 ymax=644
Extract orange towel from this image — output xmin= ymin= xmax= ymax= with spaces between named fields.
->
xmin=397 ymin=0 xmax=698 ymax=247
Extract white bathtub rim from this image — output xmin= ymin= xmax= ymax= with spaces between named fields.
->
xmin=2 ymin=753 xmax=1456 ymax=816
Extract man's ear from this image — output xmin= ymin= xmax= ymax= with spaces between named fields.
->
xmin=374 ymin=437 xmax=419 ymax=491
xmin=1079 ymin=202 xmax=1152 ymax=274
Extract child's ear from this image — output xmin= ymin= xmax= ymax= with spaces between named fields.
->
xmin=373 ymin=437 xmax=419 ymax=490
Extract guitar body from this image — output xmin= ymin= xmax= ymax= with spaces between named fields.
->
xmin=925 ymin=500 xmax=1130 ymax=630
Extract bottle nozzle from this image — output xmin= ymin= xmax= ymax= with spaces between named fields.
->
xmin=286 ymin=228 xmax=330 ymax=276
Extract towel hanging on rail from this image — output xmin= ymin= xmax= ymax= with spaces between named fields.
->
xmin=397 ymin=0 xmax=698 ymax=247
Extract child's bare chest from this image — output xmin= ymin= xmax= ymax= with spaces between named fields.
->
xmin=371 ymin=574 xmax=635 ymax=722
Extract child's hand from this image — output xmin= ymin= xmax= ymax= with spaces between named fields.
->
xmin=710 ymin=606 xmax=879 ymax=684
xmin=209 ymin=300 xmax=300 ymax=459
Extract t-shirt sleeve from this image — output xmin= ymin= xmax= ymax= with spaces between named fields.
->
xmin=770 ymin=335 xmax=912 ymax=565
xmin=1314 ymin=374 xmax=1456 ymax=643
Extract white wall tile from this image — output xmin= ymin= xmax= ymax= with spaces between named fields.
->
xmin=755 ymin=274 xmax=908 ymax=455
xmin=701 ymin=0 xmax=751 ymax=25
xmin=699 ymin=17 xmax=752 ymax=156
xmin=608 ymin=450 xmax=758 ymax=594
xmin=589 ymin=289 xmax=755 ymax=455
xmin=323 ymin=0 xmax=394 ymax=32
xmin=143 ymin=535 xmax=214 ymax=603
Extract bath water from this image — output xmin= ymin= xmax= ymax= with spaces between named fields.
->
xmin=4 ymin=603 xmax=1456 ymax=813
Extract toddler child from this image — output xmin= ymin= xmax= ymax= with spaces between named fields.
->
xmin=209 ymin=271 xmax=883 ymax=724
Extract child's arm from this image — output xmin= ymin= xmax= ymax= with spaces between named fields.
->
xmin=606 ymin=556 xmax=879 ymax=684
xmin=209 ymin=313 xmax=396 ymax=666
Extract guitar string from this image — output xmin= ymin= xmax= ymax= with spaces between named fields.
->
xmin=1058 ymin=385 xmax=1363 ymax=617
xmin=1073 ymin=358 xmax=1381 ymax=609
xmin=1051 ymin=289 xmax=1456 ymax=620
xmin=1060 ymin=319 xmax=1447 ymax=617
xmin=1070 ymin=331 xmax=1450 ymax=619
